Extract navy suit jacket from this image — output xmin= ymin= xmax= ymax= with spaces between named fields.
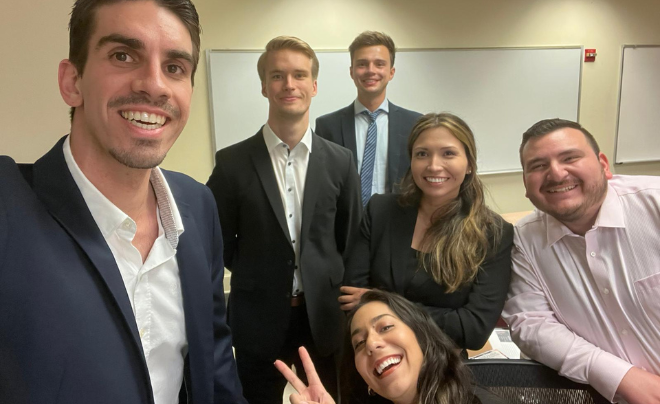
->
xmin=207 ymin=130 xmax=361 ymax=359
xmin=0 ymin=137 xmax=245 ymax=404
xmin=315 ymin=101 xmax=422 ymax=193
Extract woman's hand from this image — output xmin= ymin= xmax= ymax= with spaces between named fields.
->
xmin=274 ymin=347 xmax=336 ymax=404
xmin=338 ymin=286 xmax=370 ymax=311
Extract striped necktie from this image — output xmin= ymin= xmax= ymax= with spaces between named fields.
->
xmin=360 ymin=109 xmax=382 ymax=206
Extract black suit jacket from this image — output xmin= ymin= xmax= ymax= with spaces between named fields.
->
xmin=344 ymin=194 xmax=514 ymax=350
xmin=0 ymin=138 xmax=245 ymax=404
xmin=315 ymin=101 xmax=422 ymax=192
xmin=207 ymin=130 xmax=361 ymax=359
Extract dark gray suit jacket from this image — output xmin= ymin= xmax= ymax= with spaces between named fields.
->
xmin=0 ymin=137 xmax=245 ymax=404
xmin=315 ymin=101 xmax=422 ymax=192
xmin=207 ymin=130 xmax=361 ymax=359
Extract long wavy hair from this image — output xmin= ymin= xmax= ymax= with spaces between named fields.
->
xmin=398 ymin=113 xmax=502 ymax=292
xmin=341 ymin=290 xmax=474 ymax=404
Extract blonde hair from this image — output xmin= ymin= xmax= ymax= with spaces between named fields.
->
xmin=398 ymin=113 xmax=502 ymax=293
xmin=349 ymin=31 xmax=396 ymax=66
xmin=257 ymin=36 xmax=319 ymax=82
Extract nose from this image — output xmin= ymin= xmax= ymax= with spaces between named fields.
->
xmin=426 ymin=154 xmax=443 ymax=171
xmin=131 ymin=60 xmax=172 ymax=101
xmin=546 ymin=160 xmax=568 ymax=181
xmin=365 ymin=332 xmax=384 ymax=356
xmin=283 ymin=75 xmax=295 ymax=91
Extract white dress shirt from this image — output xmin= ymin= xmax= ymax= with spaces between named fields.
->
xmin=503 ymin=175 xmax=660 ymax=402
xmin=263 ymin=124 xmax=312 ymax=295
xmin=354 ymin=99 xmax=389 ymax=196
xmin=63 ymin=136 xmax=187 ymax=404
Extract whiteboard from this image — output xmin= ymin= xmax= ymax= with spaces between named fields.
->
xmin=207 ymin=47 xmax=582 ymax=174
xmin=615 ymin=45 xmax=660 ymax=164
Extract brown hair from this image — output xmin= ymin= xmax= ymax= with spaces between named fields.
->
xmin=520 ymin=118 xmax=601 ymax=167
xmin=342 ymin=290 xmax=475 ymax=404
xmin=349 ymin=31 xmax=396 ymax=66
xmin=398 ymin=113 xmax=502 ymax=293
xmin=67 ymin=0 xmax=201 ymax=119
xmin=257 ymin=36 xmax=320 ymax=82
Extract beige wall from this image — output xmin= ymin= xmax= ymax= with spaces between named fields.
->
xmin=2 ymin=0 xmax=659 ymax=213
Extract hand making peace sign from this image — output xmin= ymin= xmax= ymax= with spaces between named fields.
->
xmin=274 ymin=346 xmax=336 ymax=404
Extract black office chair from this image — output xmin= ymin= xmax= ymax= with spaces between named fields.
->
xmin=467 ymin=359 xmax=610 ymax=404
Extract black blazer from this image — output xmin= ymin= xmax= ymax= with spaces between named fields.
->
xmin=344 ymin=194 xmax=514 ymax=350
xmin=315 ymin=101 xmax=422 ymax=193
xmin=0 ymin=138 xmax=245 ymax=404
xmin=207 ymin=130 xmax=361 ymax=359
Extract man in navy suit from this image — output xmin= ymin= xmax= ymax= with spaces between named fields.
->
xmin=315 ymin=31 xmax=422 ymax=203
xmin=207 ymin=36 xmax=361 ymax=404
xmin=0 ymin=1 xmax=245 ymax=403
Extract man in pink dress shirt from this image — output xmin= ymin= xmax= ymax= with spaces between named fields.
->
xmin=503 ymin=118 xmax=660 ymax=404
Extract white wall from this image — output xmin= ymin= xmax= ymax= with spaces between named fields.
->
xmin=2 ymin=0 xmax=659 ymax=213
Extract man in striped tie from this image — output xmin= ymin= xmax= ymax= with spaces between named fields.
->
xmin=315 ymin=31 xmax=422 ymax=205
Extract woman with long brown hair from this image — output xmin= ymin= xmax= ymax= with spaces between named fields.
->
xmin=341 ymin=113 xmax=513 ymax=350
xmin=276 ymin=290 xmax=507 ymax=404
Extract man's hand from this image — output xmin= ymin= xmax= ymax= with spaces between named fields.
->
xmin=338 ymin=286 xmax=370 ymax=311
xmin=616 ymin=366 xmax=660 ymax=404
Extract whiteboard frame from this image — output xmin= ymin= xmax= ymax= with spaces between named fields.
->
xmin=614 ymin=44 xmax=660 ymax=165
xmin=206 ymin=46 xmax=583 ymax=174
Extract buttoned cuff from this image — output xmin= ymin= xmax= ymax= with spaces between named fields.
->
xmin=589 ymin=353 xmax=633 ymax=402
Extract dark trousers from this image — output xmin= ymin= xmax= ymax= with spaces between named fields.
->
xmin=235 ymin=304 xmax=338 ymax=404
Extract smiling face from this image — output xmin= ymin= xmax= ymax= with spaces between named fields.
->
xmin=350 ymin=45 xmax=395 ymax=103
xmin=261 ymin=48 xmax=317 ymax=122
xmin=410 ymin=127 xmax=470 ymax=208
xmin=522 ymin=128 xmax=612 ymax=233
xmin=59 ymin=0 xmax=194 ymax=171
xmin=351 ymin=301 xmax=423 ymax=404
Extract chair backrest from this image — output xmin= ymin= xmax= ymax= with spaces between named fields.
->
xmin=467 ymin=359 xmax=610 ymax=404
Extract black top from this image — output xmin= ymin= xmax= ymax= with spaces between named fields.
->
xmin=344 ymin=194 xmax=514 ymax=350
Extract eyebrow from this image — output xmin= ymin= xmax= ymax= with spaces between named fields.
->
xmin=350 ymin=313 xmax=396 ymax=337
xmin=96 ymin=34 xmax=194 ymax=66
xmin=524 ymin=148 xmax=583 ymax=168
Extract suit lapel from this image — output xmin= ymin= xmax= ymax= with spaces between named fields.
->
xmin=32 ymin=137 xmax=145 ymax=356
xmin=300 ymin=133 xmax=325 ymax=249
xmin=341 ymin=104 xmax=358 ymax=164
xmin=250 ymin=132 xmax=291 ymax=243
xmin=387 ymin=102 xmax=403 ymax=191
xmin=166 ymin=191 xmax=212 ymax=395
xmin=390 ymin=203 xmax=417 ymax=293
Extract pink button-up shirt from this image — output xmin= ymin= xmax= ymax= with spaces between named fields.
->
xmin=503 ymin=175 xmax=660 ymax=402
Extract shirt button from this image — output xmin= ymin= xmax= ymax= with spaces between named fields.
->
xmin=289 ymin=214 xmax=293 ymax=218
xmin=288 ymin=188 xmax=292 ymax=192
xmin=603 ymin=288 xmax=610 ymax=295
xmin=123 ymin=220 xmax=131 ymax=229
xmin=292 ymin=240 xmax=296 ymax=244
xmin=288 ymin=162 xmax=292 ymax=166
xmin=590 ymin=252 xmax=596 ymax=257
xmin=621 ymin=329 xmax=629 ymax=336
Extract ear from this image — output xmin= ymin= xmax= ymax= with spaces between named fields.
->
xmin=261 ymin=81 xmax=267 ymax=98
xmin=598 ymin=152 xmax=613 ymax=179
xmin=522 ymin=171 xmax=530 ymax=198
xmin=349 ymin=65 xmax=354 ymax=80
xmin=311 ymin=80 xmax=318 ymax=98
xmin=389 ymin=66 xmax=396 ymax=80
xmin=58 ymin=59 xmax=83 ymax=108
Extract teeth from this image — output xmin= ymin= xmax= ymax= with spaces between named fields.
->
xmin=120 ymin=110 xmax=166 ymax=128
xmin=548 ymin=185 xmax=577 ymax=193
xmin=426 ymin=177 xmax=447 ymax=183
xmin=376 ymin=356 xmax=401 ymax=375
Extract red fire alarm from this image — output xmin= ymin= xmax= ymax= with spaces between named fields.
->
xmin=585 ymin=49 xmax=597 ymax=62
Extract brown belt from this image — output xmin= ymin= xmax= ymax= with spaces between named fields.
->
xmin=291 ymin=293 xmax=305 ymax=307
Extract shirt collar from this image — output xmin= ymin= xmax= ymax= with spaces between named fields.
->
xmin=354 ymin=98 xmax=389 ymax=116
xmin=263 ymin=123 xmax=313 ymax=154
xmin=62 ymin=136 xmax=184 ymax=247
xmin=544 ymin=181 xmax=625 ymax=246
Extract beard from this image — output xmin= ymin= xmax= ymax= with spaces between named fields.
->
xmin=109 ymin=138 xmax=166 ymax=169
xmin=543 ymin=170 xmax=608 ymax=224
